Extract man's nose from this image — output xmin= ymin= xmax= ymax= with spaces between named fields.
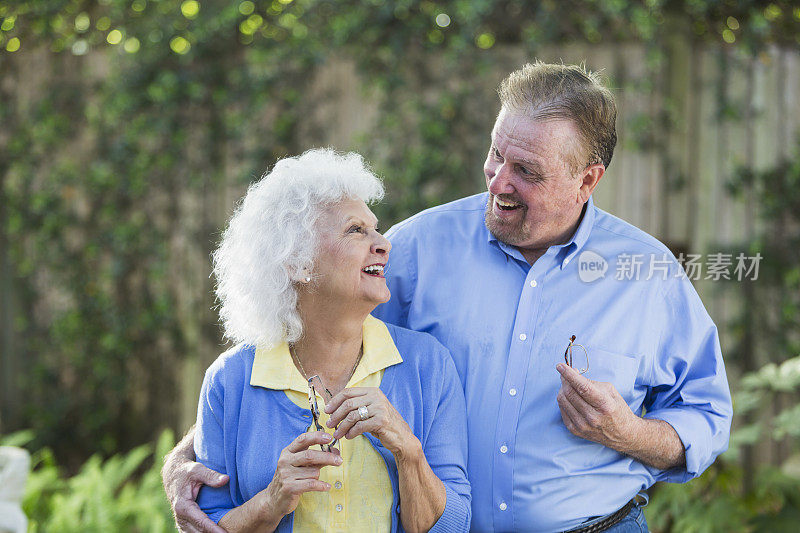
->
xmin=488 ymin=163 xmax=514 ymax=196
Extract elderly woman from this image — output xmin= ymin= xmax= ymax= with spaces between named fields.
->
xmin=193 ymin=149 xmax=470 ymax=532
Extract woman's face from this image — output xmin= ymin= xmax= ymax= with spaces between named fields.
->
xmin=311 ymin=198 xmax=391 ymax=309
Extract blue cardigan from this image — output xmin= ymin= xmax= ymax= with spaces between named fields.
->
xmin=195 ymin=322 xmax=471 ymax=532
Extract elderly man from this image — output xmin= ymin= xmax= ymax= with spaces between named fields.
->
xmin=163 ymin=62 xmax=732 ymax=533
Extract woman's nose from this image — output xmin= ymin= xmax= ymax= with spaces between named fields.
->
xmin=372 ymin=232 xmax=391 ymax=255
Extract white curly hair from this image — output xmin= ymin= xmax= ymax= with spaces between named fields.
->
xmin=212 ymin=148 xmax=385 ymax=348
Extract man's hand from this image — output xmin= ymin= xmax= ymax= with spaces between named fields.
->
xmin=556 ymin=363 xmax=639 ymax=452
xmin=556 ymin=363 xmax=686 ymax=470
xmin=162 ymin=428 xmax=229 ymax=533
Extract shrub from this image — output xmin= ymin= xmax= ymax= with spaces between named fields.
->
xmin=1 ymin=429 xmax=175 ymax=532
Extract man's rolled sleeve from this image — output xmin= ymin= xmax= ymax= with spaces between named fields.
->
xmin=645 ymin=406 xmax=719 ymax=482
xmin=644 ymin=276 xmax=733 ymax=483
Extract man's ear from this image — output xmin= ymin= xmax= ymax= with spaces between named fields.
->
xmin=577 ymin=163 xmax=605 ymax=203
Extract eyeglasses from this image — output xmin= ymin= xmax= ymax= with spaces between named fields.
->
xmin=563 ymin=335 xmax=589 ymax=374
xmin=307 ymin=375 xmax=339 ymax=452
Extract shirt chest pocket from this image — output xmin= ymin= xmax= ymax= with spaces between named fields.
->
xmin=580 ymin=347 xmax=644 ymax=411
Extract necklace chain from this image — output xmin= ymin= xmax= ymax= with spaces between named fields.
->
xmin=289 ymin=342 xmax=364 ymax=395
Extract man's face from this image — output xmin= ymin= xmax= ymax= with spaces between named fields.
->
xmin=483 ymin=108 xmax=588 ymax=253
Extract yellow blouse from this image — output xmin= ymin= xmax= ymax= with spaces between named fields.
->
xmin=250 ymin=315 xmax=403 ymax=532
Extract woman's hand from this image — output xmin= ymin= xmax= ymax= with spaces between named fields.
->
xmin=324 ymin=387 xmax=419 ymax=458
xmin=260 ymin=431 xmax=342 ymax=521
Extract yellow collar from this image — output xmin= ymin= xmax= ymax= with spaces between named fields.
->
xmin=250 ymin=315 xmax=403 ymax=393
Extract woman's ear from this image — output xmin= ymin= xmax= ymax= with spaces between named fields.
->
xmin=297 ymin=267 xmax=312 ymax=284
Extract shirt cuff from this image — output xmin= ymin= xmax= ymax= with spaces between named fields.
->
xmin=644 ymin=407 xmax=713 ymax=483
xmin=429 ymin=485 xmax=471 ymax=533
xmin=205 ymin=508 xmax=230 ymax=525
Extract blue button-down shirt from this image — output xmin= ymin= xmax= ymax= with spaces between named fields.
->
xmin=373 ymin=193 xmax=732 ymax=532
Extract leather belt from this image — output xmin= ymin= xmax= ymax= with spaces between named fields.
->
xmin=560 ymin=498 xmax=637 ymax=533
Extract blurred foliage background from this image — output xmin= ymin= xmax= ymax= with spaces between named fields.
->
xmin=1 ymin=0 xmax=799 ymax=531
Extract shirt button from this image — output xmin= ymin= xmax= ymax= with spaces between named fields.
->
xmin=509 ymin=388 xmax=517 ymax=396
xmin=334 ymin=481 xmax=342 ymax=489
xmin=336 ymin=504 xmax=343 ymax=512
xmin=519 ymin=333 xmax=527 ymax=341
xmin=499 ymin=502 xmax=508 ymax=511
xmin=500 ymin=445 xmax=508 ymax=454
xmin=530 ymin=279 xmax=537 ymax=287
xmin=564 ymin=257 xmax=571 ymax=265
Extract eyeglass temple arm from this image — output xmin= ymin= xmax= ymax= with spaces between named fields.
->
xmin=564 ymin=335 xmax=577 ymax=366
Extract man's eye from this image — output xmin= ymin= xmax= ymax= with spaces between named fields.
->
xmin=520 ymin=167 xmax=542 ymax=181
xmin=493 ymin=148 xmax=503 ymax=160
xmin=348 ymin=225 xmax=363 ymax=233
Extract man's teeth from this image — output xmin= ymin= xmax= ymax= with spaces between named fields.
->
xmin=496 ymin=198 xmax=520 ymax=208
xmin=363 ymin=265 xmax=384 ymax=275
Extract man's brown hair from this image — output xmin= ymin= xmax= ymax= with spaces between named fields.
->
xmin=498 ymin=61 xmax=618 ymax=171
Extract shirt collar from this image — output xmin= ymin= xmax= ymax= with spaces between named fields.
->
xmin=562 ymin=195 xmax=596 ymax=268
xmin=485 ymin=194 xmax=596 ymax=269
xmin=250 ymin=315 xmax=403 ymax=392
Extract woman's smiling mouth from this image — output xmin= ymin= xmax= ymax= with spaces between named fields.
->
xmin=362 ymin=263 xmax=386 ymax=278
